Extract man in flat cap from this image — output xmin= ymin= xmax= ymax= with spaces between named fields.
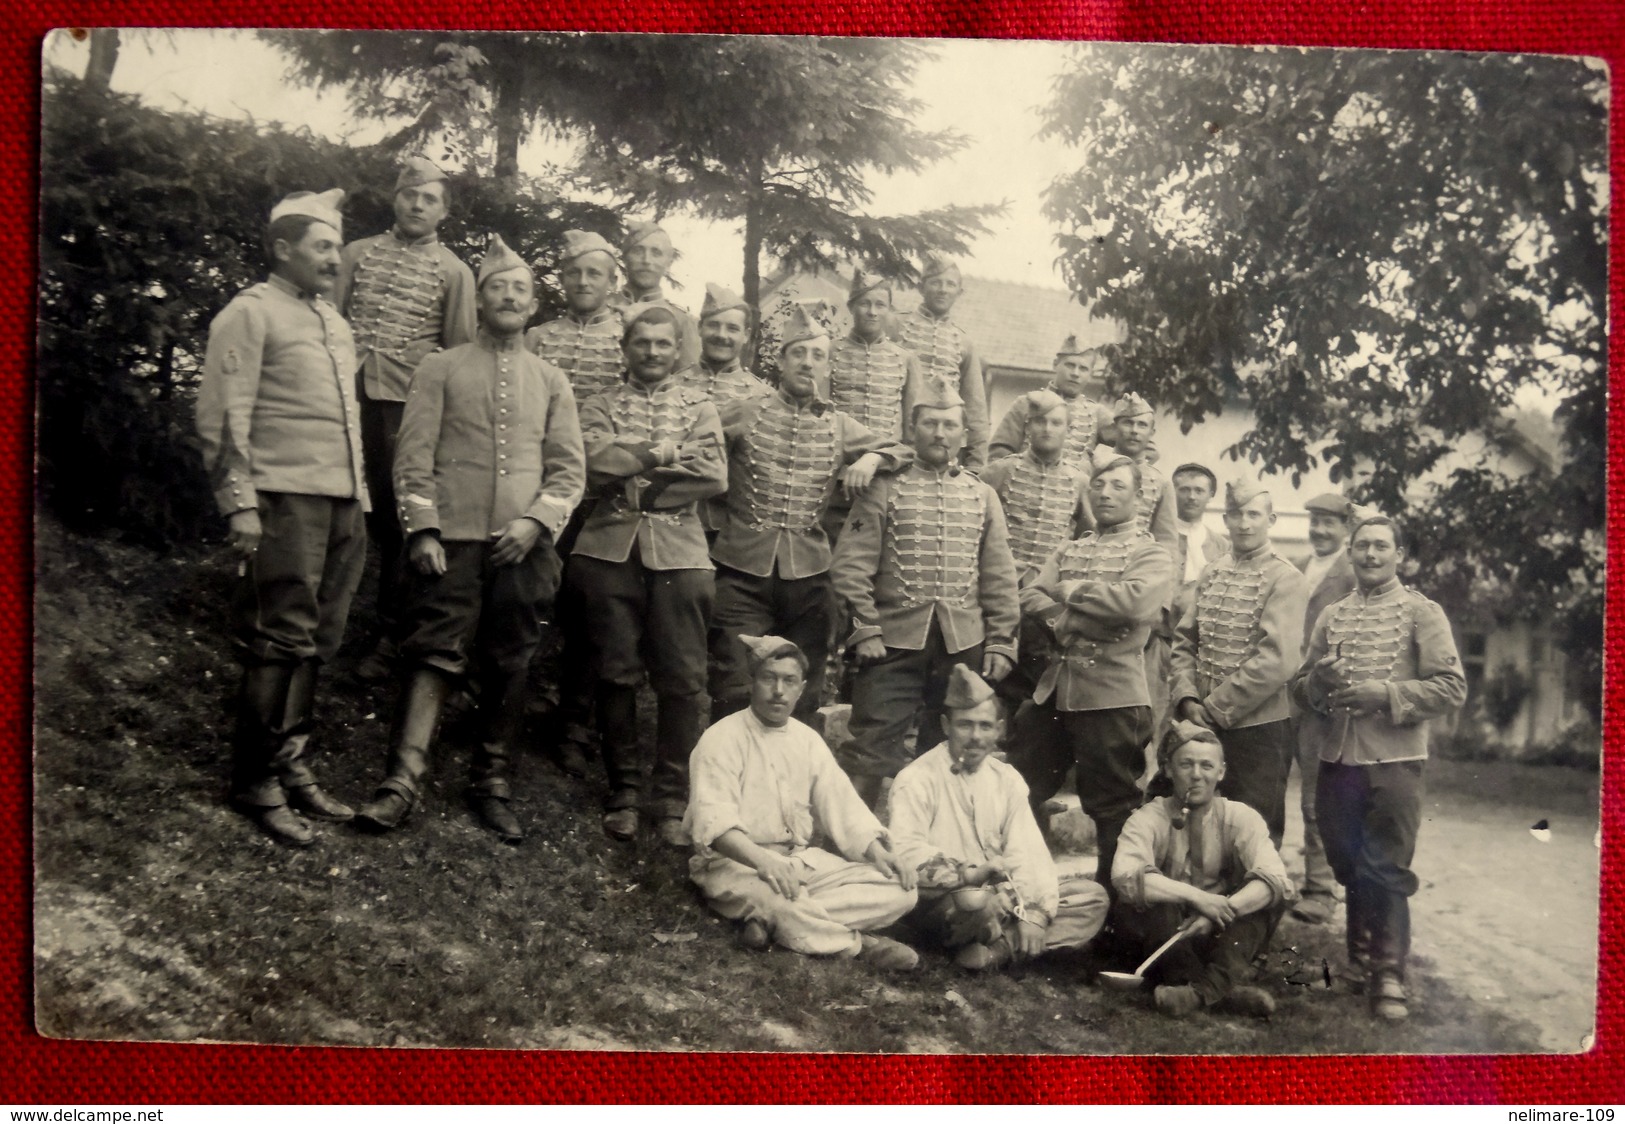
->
xmin=335 ymin=157 xmax=477 ymax=680
xmin=895 ymin=253 xmax=988 ymax=471
xmin=524 ymin=228 xmax=629 ymax=776
xmin=197 ymin=189 xmax=367 ymax=846
xmin=889 ymin=665 xmax=1108 ymax=970
xmin=989 ymin=335 xmax=1117 ymax=468
xmin=687 ymin=283 xmax=769 ymax=406
xmin=569 ymin=303 xmax=728 ymax=846
xmin=608 ymin=220 xmax=701 ymax=373
xmin=1287 ymin=491 xmax=1359 ymax=923
xmin=708 ymin=306 xmax=913 ymax=725
xmin=1008 ymin=455 xmax=1174 ymax=888
xmin=980 ymin=389 xmax=1093 ymax=707
xmin=831 ymin=376 xmax=1020 ymax=809
xmin=1110 ymin=722 xmax=1293 ymax=1019
xmin=352 ymin=235 xmax=584 ymax=843
xmin=1291 ymin=515 xmax=1466 ymax=1020
xmin=685 ymin=634 xmax=920 ymax=970
xmin=1170 ymin=473 xmax=1309 ymax=849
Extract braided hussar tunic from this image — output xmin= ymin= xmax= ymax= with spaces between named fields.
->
xmin=337 ymin=231 xmax=476 ymax=402
xmin=1170 ymin=544 xmax=1309 ymax=729
xmin=896 ymin=307 xmax=988 ymax=468
xmin=981 ymin=452 xmax=1086 ymax=580
xmin=685 ymin=359 xmax=768 ymax=406
xmin=525 ymin=309 xmax=626 ymax=405
xmin=1024 ymin=525 xmax=1173 ymax=712
xmin=829 ymin=335 xmax=921 ymax=441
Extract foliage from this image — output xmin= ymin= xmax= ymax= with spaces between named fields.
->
xmin=262 ymin=32 xmax=1007 ymax=314
xmin=38 ymin=74 xmax=614 ymax=545
xmin=1480 ymin=660 xmax=1532 ymax=732
xmin=1041 ymin=45 xmax=1607 ymax=715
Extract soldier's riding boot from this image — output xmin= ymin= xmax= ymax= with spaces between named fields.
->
xmin=651 ymin=691 xmax=704 ymax=843
xmin=470 ymin=667 xmax=527 ymax=843
xmin=355 ymin=668 xmax=447 ymax=832
xmin=230 ymin=661 xmax=313 ymax=847
xmin=277 ymin=658 xmax=354 ymax=822
xmin=597 ymin=683 xmax=642 ymax=841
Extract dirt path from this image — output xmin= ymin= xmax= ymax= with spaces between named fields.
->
xmin=1281 ymin=764 xmax=1600 ymax=1053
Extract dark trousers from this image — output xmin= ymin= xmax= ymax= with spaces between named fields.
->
xmin=396 ymin=538 xmax=561 ymax=795
xmin=837 ymin=621 xmax=981 ymax=780
xmin=1216 ymin=719 xmax=1295 ymax=849
xmin=359 ymin=390 xmax=407 ymax=628
xmin=530 ymin=503 xmax=597 ymax=743
xmin=708 ymin=565 xmax=832 ymax=723
xmin=994 ymin=613 xmax=1060 ymax=713
xmin=231 ymin=491 xmax=366 ymax=665
xmin=1008 ymin=702 xmax=1153 ymax=887
xmin=1317 ymin=758 xmax=1424 ymax=979
xmin=568 ymin=549 xmax=713 ymax=819
xmin=1111 ymin=899 xmax=1281 ymax=1005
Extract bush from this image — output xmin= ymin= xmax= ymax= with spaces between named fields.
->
xmin=39 ymin=74 xmax=618 ymax=547
xmin=1479 ymin=660 xmax=1531 ymax=732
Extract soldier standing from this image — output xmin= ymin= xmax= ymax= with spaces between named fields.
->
xmin=830 ymin=378 xmax=1019 ymax=809
xmin=607 ymin=220 xmax=701 ymax=373
xmin=335 ymin=158 xmax=477 ymax=679
xmin=687 ymin=283 xmax=770 ymax=406
xmin=196 ymin=189 xmax=368 ymax=846
xmin=1170 ymin=474 xmax=1309 ymax=848
xmin=895 ymin=253 xmax=988 ymax=470
xmin=829 ymin=269 xmax=925 ymax=444
xmin=1291 ymin=515 xmax=1466 ymax=1020
xmin=568 ymin=305 xmax=728 ymax=846
xmin=987 ymin=336 xmax=1114 ymax=470
xmin=708 ymin=306 xmax=913 ymax=724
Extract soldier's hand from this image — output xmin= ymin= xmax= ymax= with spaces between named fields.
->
xmin=1330 ymin=679 xmax=1389 ymax=714
xmin=981 ymin=652 xmax=1014 ymax=682
xmin=227 ymin=509 xmax=262 ymax=559
xmin=649 ymin=438 xmax=680 ymax=467
xmin=409 ymin=533 xmax=448 ymax=577
xmin=756 ymin=852 xmax=804 ymax=901
xmin=852 ymin=637 xmax=888 ymax=664
xmin=490 ymin=517 xmax=543 ymax=567
xmin=1191 ymin=892 xmax=1237 ymax=929
xmin=1179 ymin=699 xmax=1216 ymax=730
xmin=866 ymin=839 xmax=917 ymax=891
xmin=840 ymin=453 xmax=883 ymax=498
xmin=961 ymin=862 xmax=1003 ymax=887
xmin=1014 ymin=918 xmax=1048 ymax=959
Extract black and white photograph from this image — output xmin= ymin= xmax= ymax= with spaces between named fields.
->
xmin=33 ymin=29 xmax=1607 ymax=1055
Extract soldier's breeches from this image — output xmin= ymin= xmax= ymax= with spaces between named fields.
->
xmin=396 ymin=539 xmax=560 ymax=680
xmin=708 ymin=566 xmax=832 ymax=722
xmin=231 ymin=492 xmax=366 ymax=665
xmin=1216 ymin=719 xmax=1295 ymax=849
xmin=567 ymin=554 xmax=713 ymax=693
xmin=359 ymin=392 xmax=407 ymax=624
xmin=1111 ymin=899 xmax=1280 ymax=1005
xmin=838 ymin=624 xmax=980 ymax=780
xmin=1292 ymin=720 xmax=1337 ymax=899
xmin=1317 ymin=758 xmax=1423 ymax=977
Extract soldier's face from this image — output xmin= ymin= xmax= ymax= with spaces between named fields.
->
xmin=1114 ymin=413 xmax=1154 ymax=458
xmin=623 ymin=320 xmax=680 ymax=383
xmin=1026 ymin=406 xmax=1069 ymax=456
xmin=394 ymin=183 xmax=448 ymax=239
xmin=913 ymin=406 xmax=965 ymax=468
xmin=560 ymin=253 xmax=615 ymax=314
xmin=1052 ymin=353 xmax=1102 ymax=396
xmin=748 ymin=657 xmax=806 ymax=728
xmin=779 ymin=339 xmax=829 ymax=400
xmin=478 ymin=269 xmax=539 ymax=336
xmin=921 ymin=271 xmax=962 ymax=316
xmin=850 ymin=292 xmax=891 ymax=339
xmin=1173 ymin=473 xmax=1215 ymax=523
xmin=1223 ymin=494 xmax=1276 ymax=553
xmin=941 ymin=697 xmax=1002 ymax=775
xmin=700 ymin=308 xmax=750 ymax=365
xmin=1089 ymin=464 xmax=1137 ymax=527
xmin=1308 ymin=511 xmax=1351 ymax=557
xmin=623 ymin=233 xmax=673 ymax=292
xmin=275 ymin=220 xmax=343 ymax=296
xmin=1350 ymin=523 xmax=1403 ymax=590
xmin=1171 ymin=742 xmax=1225 ymax=807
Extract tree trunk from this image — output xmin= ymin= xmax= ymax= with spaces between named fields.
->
xmin=742 ymin=195 xmax=764 ymax=369
xmin=493 ymin=65 xmax=523 ymax=183
xmin=84 ymin=29 xmax=120 ymax=91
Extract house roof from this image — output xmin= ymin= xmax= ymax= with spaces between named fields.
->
xmin=759 ymin=268 xmax=1118 ymax=375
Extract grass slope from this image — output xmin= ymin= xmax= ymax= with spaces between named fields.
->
xmin=33 ymin=517 xmax=1545 ymax=1055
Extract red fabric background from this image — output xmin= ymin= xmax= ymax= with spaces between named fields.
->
xmin=7 ymin=0 xmax=1623 ymax=1104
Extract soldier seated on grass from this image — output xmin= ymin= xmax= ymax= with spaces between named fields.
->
xmin=1110 ymin=722 xmax=1293 ymax=1019
xmin=683 ymin=634 xmax=921 ymax=970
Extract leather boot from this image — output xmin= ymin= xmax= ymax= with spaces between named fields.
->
xmin=230 ymin=662 xmax=313 ymax=846
xmin=355 ymin=668 xmax=447 ymax=832
xmin=276 ymin=659 xmax=354 ymax=822
xmin=652 ymin=691 xmax=705 ymax=822
xmin=470 ymin=667 xmax=527 ymax=843
xmin=596 ymin=682 xmax=642 ymax=838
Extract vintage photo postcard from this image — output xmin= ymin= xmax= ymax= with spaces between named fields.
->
xmin=33 ymin=29 xmax=1606 ymax=1055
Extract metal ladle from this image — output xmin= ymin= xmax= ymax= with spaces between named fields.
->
xmin=1098 ymin=919 xmax=1201 ymax=993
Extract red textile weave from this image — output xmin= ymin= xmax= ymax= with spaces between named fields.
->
xmin=8 ymin=0 xmax=1624 ymax=1104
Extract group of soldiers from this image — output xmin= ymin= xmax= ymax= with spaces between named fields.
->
xmin=196 ymin=159 xmax=1468 ymax=1026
